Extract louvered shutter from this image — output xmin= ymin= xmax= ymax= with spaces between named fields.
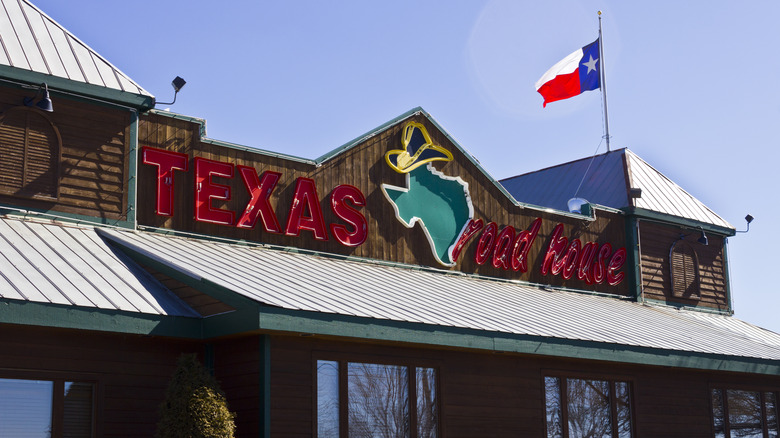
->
xmin=671 ymin=241 xmax=700 ymax=299
xmin=0 ymin=107 xmax=60 ymax=199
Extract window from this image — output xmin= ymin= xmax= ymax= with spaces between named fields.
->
xmin=545 ymin=376 xmax=633 ymax=438
xmin=0 ymin=378 xmax=94 ymax=438
xmin=316 ymin=359 xmax=438 ymax=438
xmin=711 ymin=388 xmax=779 ymax=438
xmin=0 ymin=107 xmax=61 ymax=200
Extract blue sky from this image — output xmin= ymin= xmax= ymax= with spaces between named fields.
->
xmin=32 ymin=0 xmax=780 ymax=333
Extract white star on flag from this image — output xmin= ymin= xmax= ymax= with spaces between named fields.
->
xmin=583 ymin=55 xmax=598 ymax=74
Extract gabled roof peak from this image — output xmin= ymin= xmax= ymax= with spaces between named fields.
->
xmin=501 ymin=147 xmax=733 ymax=231
xmin=0 ymin=0 xmax=154 ymax=108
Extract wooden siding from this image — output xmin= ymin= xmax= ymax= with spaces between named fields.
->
xmin=0 ymin=86 xmax=131 ymax=220
xmin=0 ymin=324 xmax=200 ymax=437
xmin=137 ymin=113 xmax=630 ymax=296
xmin=264 ymin=334 xmax=780 ymax=438
xmin=214 ymin=336 xmax=262 ymax=438
xmin=639 ymin=220 xmax=729 ymax=310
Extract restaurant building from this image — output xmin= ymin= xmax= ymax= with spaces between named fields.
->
xmin=0 ymin=1 xmax=778 ymax=437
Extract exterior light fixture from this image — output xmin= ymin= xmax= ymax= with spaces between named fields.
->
xmin=736 ymin=214 xmax=754 ymax=233
xmin=156 ymin=76 xmax=186 ymax=106
xmin=23 ymin=82 xmax=53 ymax=112
xmin=697 ymin=230 xmax=708 ymax=246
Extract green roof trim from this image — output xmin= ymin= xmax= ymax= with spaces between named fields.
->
xmin=0 ymin=298 xmax=201 ymax=338
xmin=0 ymin=66 xmax=155 ymax=110
xmin=629 ymin=207 xmax=736 ymax=236
xmin=255 ymin=305 xmax=780 ymax=376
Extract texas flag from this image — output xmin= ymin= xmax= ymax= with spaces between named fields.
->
xmin=535 ymin=39 xmax=600 ymax=107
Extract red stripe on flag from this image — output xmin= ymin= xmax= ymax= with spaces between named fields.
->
xmin=537 ymin=71 xmax=582 ymax=107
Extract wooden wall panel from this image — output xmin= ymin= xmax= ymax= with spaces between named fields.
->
xmin=214 ymin=336 xmax=262 ymax=438
xmin=639 ymin=220 xmax=729 ymax=310
xmin=137 ymin=113 xmax=630 ymax=296
xmin=0 ymin=86 xmax=131 ymax=220
xmin=0 ymin=324 xmax=200 ymax=437
xmin=263 ymin=334 xmax=780 ymax=438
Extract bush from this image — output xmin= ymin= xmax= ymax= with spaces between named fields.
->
xmin=156 ymin=353 xmax=236 ymax=438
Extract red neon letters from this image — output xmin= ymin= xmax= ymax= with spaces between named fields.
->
xmin=194 ymin=157 xmax=235 ymax=226
xmin=540 ymin=223 xmax=627 ymax=285
xmin=142 ymin=147 xmax=366 ymax=247
xmin=236 ymin=166 xmax=282 ymax=233
xmin=329 ymin=185 xmax=368 ymax=247
xmin=464 ymin=217 xmax=624 ymax=286
xmin=285 ymin=178 xmax=328 ymax=240
xmin=142 ymin=147 xmax=188 ymax=216
xmin=472 ymin=218 xmax=541 ymax=274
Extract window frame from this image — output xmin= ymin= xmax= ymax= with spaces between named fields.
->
xmin=710 ymin=385 xmax=780 ymax=438
xmin=542 ymin=370 xmax=636 ymax=438
xmin=313 ymin=352 xmax=441 ymax=438
xmin=0 ymin=369 xmax=99 ymax=438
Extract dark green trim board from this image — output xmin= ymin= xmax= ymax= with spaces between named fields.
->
xmin=0 ymin=67 xmax=155 ymax=110
xmin=626 ymin=216 xmax=642 ymax=301
xmin=628 ymin=207 xmax=736 ymax=236
xmin=0 ymin=298 xmax=202 ymax=337
xmin=259 ymin=335 xmax=271 ymax=438
xmin=254 ymin=305 xmax=780 ymax=376
xmin=127 ymin=109 xmax=139 ymax=228
xmin=204 ymin=343 xmax=215 ymax=375
xmin=723 ymin=238 xmax=735 ymax=311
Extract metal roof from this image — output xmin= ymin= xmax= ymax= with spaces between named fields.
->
xmin=0 ymin=216 xmax=197 ymax=317
xmin=0 ymin=0 xmax=152 ymax=98
xmin=625 ymin=150 xmax=732 ymax=229
xmin=500 ymin=149 xmax=628 ymax=214
xmin=500 ymin=148 xmax=732 ymax=230
xmin=99 ymin=227 xmax=780 ymax=362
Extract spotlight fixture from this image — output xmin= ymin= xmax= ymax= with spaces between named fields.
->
xmin=736 ymin=214 xmax=754 ymax=233
xmin=156 ymin=76 xmax=187 ymax=106
xmin=23 ymin=83 xmax=53 ymax=112
xmin=697 ymin=229 xmax=708 ymax=246
xmin=567 ymin=197 xmax=589 ymax=214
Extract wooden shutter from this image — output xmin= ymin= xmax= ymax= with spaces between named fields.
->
xmin=0 ymin=107 xmax=60 ymax=199
xmin=670 ymin=240 xmax=700 ymax=299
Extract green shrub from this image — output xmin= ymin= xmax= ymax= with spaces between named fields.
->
xmin=156 ymin=353 xmax=236 ymax=438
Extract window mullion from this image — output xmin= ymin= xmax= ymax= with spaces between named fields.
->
xmin=52 ymin=379 xmax=64 ymax=438
xmin=610 ymin=381 xmax=619 ymax=438
xmin=561 ymin=378 xmax=569 ymax=438
xmin=761 ymin=391 xmax=768 ymax=438
xmin=410 ymin=367 xmax=418 ymax=438
xmin=339 ymin=361 xmax=348 ymax=438
xmin=723 ymin=389 xmax=731 ymax=438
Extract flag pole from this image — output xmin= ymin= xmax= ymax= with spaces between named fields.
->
xmin=598 ymin=11 xmax=611 ymax=152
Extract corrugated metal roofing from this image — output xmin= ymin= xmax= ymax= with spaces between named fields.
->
xmin=625 ymin=150 xmax=732 ymax=229
xmin=500 ymin=148 xmax=732 ymax=229
xmin=0 ymin=217 xmax=197 ymax=317
xmin=100 ymin=227 xmax=780 ymax=362
xmin=0 ymin=0 xmax=152 ymax=97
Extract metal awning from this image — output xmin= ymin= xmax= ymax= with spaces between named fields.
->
xmin=98 ymin=226 xmax=780 ymax=365
xmin=0 ymin=217 xmax=197 ymax=317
